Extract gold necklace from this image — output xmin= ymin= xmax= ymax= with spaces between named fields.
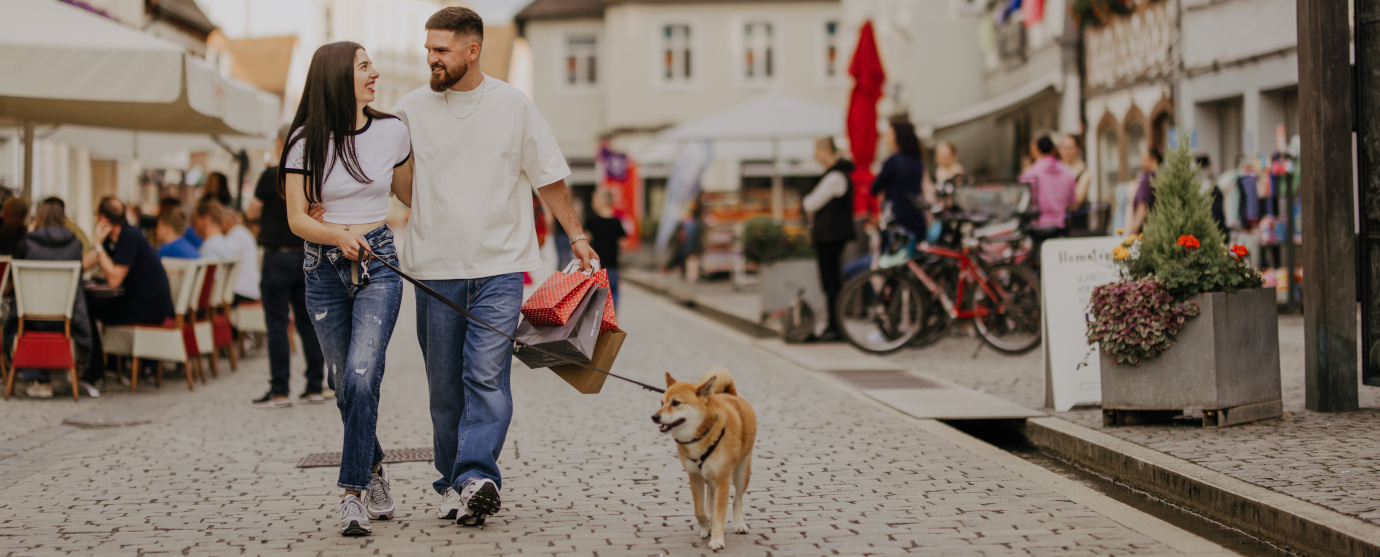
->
xmin=442 ymin=81 xmax=485 ymax=119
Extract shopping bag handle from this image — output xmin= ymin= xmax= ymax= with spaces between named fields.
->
xmin=561 ymin=259 xmax=602 ymax=275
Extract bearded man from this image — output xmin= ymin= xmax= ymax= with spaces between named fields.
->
xmin=391 ymin=6 xmax=596 ymax=526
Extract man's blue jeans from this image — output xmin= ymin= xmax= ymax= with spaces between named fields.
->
xmin=304 ymin=226 xmax=402 ymax=491
xmin=415 ymin=273 xmax=523 ymax=494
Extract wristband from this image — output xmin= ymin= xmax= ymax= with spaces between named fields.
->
xmin=569 ymin=234 xmax=588 ymax=245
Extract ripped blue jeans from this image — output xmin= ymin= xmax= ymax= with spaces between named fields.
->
xmin=303 ymin=225 xmax=402 ymax=491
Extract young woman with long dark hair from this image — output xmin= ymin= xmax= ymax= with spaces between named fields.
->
xmin=871 ymin=120 xmax=928 ymax=237
xmin=278 ymin=41 xmax=413 ymax=537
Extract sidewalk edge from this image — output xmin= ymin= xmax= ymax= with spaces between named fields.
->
xmin=1025 ymin=416 xmax=1380 ymax=557
xmin=623 ymin=273 xmax=778 ymax=339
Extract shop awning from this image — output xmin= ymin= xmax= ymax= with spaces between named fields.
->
xmin=0 ymin=0 xmax=279 ymax=137
xmin=932 ymin=72 xmax=1062 ymax=132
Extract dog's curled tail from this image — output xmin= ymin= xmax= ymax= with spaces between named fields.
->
xmin=700 ymin=365 xmax=738 ymax=396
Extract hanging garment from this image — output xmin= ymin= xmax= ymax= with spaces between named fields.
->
xmin=1238 ymin=173 xmax=1260 ymax=225
xmin=1218 ymin=170 xmax=1241 ymax=229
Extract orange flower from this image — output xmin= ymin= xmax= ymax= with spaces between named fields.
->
xmin=1176 ymin=235 xmax=1200 ymax=250
xmin=1231 ymin=244 xmax=1249 ymax=259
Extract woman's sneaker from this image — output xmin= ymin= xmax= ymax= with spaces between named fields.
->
xmin=338 ymin=494 xmax=371 ymax=536
xmin=437 ymin=487 xmax=461 ymax=519
xmin=366 ymin=467 xmax=394 ymax=520
xmin=457 ymin=478 xmax=500 ymax=526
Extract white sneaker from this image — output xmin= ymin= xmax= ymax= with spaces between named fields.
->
xmin=437 ymin=487 xmax=462 ymax=520
xmin=365 ymin=467 xmax=394 ymax=520
xmin=338 ymin=494 xmax=371 ymax=536
xmin=25 ymin=382 xmax=53 ymax=399
xmin=457 ymin=478 xmax=500 ymax=526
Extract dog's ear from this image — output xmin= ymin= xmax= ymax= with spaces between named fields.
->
xmin=665 ymin=372 xmax=677 ymax=387
xmin=696 ymin=377 xmax=717 ymax=399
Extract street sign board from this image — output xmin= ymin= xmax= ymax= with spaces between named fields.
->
xmin=1041 ymin=237 xmax=1121 ymax=411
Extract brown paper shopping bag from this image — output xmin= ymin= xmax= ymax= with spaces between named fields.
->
xmin=550 ymin=328 xmax=626 ymax=394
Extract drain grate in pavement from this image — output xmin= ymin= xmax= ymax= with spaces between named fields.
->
xmin=298 ymin=448 xmax=434 ymax=468
xmin=829 ymin=370 xmax=944 ymax=389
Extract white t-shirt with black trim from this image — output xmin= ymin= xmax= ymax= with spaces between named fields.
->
xmin=283 ymin=115 xmax=411 ymax=224
xmin=392 ymin=75 xmax=571 ymax=280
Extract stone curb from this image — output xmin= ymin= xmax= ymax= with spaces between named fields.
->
xmin=622 ymin=272 xmax=778 ymax=339
xmin=1024 ymin=416 xmax=1380 ymax=557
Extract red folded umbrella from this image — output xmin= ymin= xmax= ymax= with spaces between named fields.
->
xmin=847 ymin=20 xmax=885 ymax=218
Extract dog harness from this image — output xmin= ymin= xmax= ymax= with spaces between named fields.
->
xmin=679 ymin=415 xmax=726 ymax=468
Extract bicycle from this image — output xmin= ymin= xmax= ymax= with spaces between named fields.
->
xmin=835 ymin=212 xmax=1043 ymax=355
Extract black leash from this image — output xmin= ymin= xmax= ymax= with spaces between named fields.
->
xmin=361 ymin=251 xmax=665 ymax=394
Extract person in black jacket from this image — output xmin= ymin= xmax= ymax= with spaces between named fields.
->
xmin=13 ymin=198 xmax=92 ymax=397
xmin=802 ymin=137 xmax=857 ymax=343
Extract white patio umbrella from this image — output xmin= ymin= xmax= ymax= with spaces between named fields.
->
xmin=0 ymin=0 xmax=279 ymax=197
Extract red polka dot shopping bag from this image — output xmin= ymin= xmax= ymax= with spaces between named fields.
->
xmin=591 ymin=264 xmax=618 ymax=334
xmin=521 ymin=261 xmax=597 ymax=326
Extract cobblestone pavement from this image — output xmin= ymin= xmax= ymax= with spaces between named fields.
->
xmin=0 ymin=286 xmax=1232 ymax=556
xmin=884 ymin=316 xmax=1380 ymax=525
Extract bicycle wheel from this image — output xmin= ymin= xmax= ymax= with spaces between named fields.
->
xmin=835 ymin=268 xmax=928 ymax=354
xmin=971 ymin=263 xmax=1042 ymax=354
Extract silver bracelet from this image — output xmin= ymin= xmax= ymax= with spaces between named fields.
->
xmin=569 ymin=233 xmax=588 ymax=245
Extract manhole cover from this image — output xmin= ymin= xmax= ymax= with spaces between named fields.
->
xmin=298 ymin=448 xmax=434 ymax=468
xmin=829 ymin=370 xmax=944 ymax=389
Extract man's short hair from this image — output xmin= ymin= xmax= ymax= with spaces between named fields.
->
xmin=158 ymin=207 xmax=187 ymax=233
xmin=1036 ymin=136 xmax=1056 ymax=156
xmin=194 ymin=200 xmax=224 ymax=223
xmin=99 ymin=196 xmax=126 ymax=226
xmin=426 ymin=6 xmax=484 ymax=42
xmin=42 ymin=196 xmax=65 ymax=211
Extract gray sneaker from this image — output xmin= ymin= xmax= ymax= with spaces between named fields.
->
xmin=366 ymin=467 xmax=394 ymax=520
xmin=437 ymin=487 xmax=462 ymax=519
xmin=457 ymin=478 xmax=500 ymax=526
xmin=338 ymin=494 xmax=371 ymax=536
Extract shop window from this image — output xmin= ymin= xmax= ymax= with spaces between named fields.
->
xmin=663 ymin=24 xmax=692 ymax=83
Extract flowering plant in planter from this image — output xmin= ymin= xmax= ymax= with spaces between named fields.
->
xmin=1086 ymin=135 xmax=1263 ymax=365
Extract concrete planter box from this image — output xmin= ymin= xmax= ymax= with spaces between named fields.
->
xmin=759 ymin=259 xmax=825 ymax=339
xmin=1100 ymin=287 xmax=1282 ymax=427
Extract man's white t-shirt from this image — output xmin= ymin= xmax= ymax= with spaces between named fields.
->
xmin=392 ymin=75 xmax=570 ymax=280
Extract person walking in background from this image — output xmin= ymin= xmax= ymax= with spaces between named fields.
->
xmin=1126 ymin=147 xmax=1164 ymax=235
xmin=1019 ymin=135 xmax=1079 ymax=233
xmin=872 ymin=120 xmax=928 ymax=238
xmin=803 ymin=136 xmax=855 ymax=343
xmin=14 ymin=198 xmax=92 ymax=398
xmin=248 ymin=124 xmax=324 ymax=408
xmin=85 ymin=196 xmax=174 ymax=389
xmin=280 ymin=40 xmax=412 ymax=536
xmin=1060 ymin=135 xmax=1092 ymax=233
xmin=393 ymin=6 xmax=595 ymax=528
xmin=156 ymin=208 xmax=200 ymax=259
xmin=0 ymin=198 xmax=29 ymax=256
xmin=193 ymin=201 xmax=235 ymax=260
xmin=933 ymin=141 xmax=965 ymax=186
xmin=584 ymin=190 xmax=625 ymax=306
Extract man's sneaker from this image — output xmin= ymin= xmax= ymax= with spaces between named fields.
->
xmin=252 ymin=392 xmax=292 ymax=408
xmin=437 ymin=487 xmax=462 ymax=520
xmin=25 ymin=382 xmax=53 ymax=399
xmin=337 ymin=494 xmax=371 ymax=536
xmin=457 ymin=478 xmax=500 ymax=526
xmin=365 ymin=467 xmax=394 ymax=520
xmin=299 ymin=392 xmax=326 ymax=404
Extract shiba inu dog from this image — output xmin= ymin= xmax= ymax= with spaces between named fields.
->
xmin=652 ymin=366 xmax=757 ymax=550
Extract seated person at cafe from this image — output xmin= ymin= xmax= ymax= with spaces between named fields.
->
xmin=0 ymin=197 xmax=30 ymax=256
xmin=13 ymin=198 xmax=93 ymax=398
xmin=159 ymin=197 xmax=201 ymax=249
xmin=84 ymin=196 xmax=174 ymax=386
xmin=193 ymin=200 xmax=235 ymax=260
xmin=222 ymin=208 xmax=260 ymax=303
xmin=156 ymin=208 xmax=199 ymax=259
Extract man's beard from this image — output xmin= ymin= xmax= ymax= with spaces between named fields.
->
xmin=429 ymin=61 xmax=468 ymax=92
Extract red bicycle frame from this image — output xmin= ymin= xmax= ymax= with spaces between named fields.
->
xmin=905 ymin=246 xmax=1010 ymax=319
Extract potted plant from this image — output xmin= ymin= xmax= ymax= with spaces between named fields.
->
xmin=1086 ymin=136 xmax=1281 ymax=427
xmin=742 ymin=218 xmax=822 ymax=338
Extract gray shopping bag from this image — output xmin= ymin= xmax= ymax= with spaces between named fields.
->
xmin=514 ymin=287 xmax=608 ymax=369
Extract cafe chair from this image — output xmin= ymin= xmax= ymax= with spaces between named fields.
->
xmin=190 ymin=261 xmax=220 ymax=380
xmin=4 ymin=261 xmax=82 ymax=401
xmin=232 ymin=298 xmax=269 ymax=352
xmin=209 ymin=258 xmax=239 ymax=371
xmin=102 ymin=259 xmax=205 ymax=392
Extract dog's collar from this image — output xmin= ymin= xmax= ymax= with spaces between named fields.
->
xmin=690 ymin=428 xmax=727 ymax=468
xmin=676 ymin=414 xmax=719 ymax=445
